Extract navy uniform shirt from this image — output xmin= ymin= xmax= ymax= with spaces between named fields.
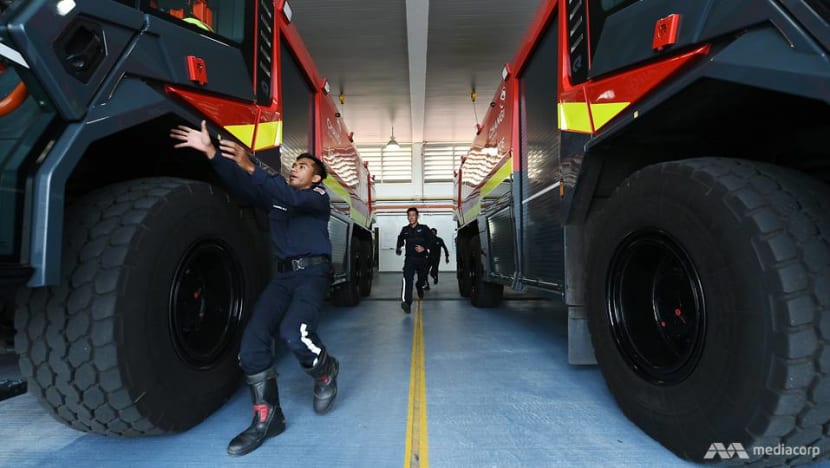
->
xmin=396 ymin=223 xmax=435 ymax=258
xmin=211 ymin=154 xmax=331 ymax=261
xmin=429 ymin=236 xmax=449 ymax=259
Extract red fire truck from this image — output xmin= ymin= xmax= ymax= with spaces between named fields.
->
xmin=455 ymin=0 xmax=830 ymax=463
xmin=0 ymin=0 xmax=374 ymax=434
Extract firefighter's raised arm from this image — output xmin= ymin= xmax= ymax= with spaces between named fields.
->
xmin=170 ymin=120 xmax=270 ymax=210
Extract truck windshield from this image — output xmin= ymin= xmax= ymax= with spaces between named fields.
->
xmin=147 ymin=0 xmax=246 ymax=43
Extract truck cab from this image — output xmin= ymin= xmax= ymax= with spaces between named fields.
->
xmin=0 ymin=0 xmax=374 ymax=435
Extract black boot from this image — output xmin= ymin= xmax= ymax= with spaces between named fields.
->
xmin=305 ymin=351 xmax=339 ymax=414
xmin=227 ymin=368 xmax=286 ymax=456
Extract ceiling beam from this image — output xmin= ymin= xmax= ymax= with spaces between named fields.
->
xmin=405 ymin=0 xmax=429 ymax=144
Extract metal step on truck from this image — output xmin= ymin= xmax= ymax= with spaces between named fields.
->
xmin=0 ymin=0 xmax=375 ymax=435
xmin=454 ymin=0 xmax=830 ymax=464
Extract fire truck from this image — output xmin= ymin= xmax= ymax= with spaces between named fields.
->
xmin=0 ymin=0 xmax=375 ymax=435
xmin=455 ymin=0 xmax=830 ymax=463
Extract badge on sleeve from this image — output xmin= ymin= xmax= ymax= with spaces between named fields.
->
xmin=313 ymin=187 xmax=327 ymax=196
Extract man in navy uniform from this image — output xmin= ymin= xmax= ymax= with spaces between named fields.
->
xmin=396 ymin=207 xmax=436 ymax=313
xmin=425 ymin=227 xmax=450 ymax=289
xmin=171 ymin=121 xmax=339 ymax=456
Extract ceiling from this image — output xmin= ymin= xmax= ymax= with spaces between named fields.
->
xmin=289 ymin=0 xmax=543 ymax=147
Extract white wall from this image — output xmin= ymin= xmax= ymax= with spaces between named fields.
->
xmin=376 ymin=212 xmax=457 ymax=272
xmin=370 ymin=141 xmax=460 ymax=272
xmin=374 ymin=182 xmax=454 ymax=200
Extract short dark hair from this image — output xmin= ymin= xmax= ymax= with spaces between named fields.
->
xmin=296 ymin=153 xmax=327 ymax=180
xmin=407 ymin=207 xmax=419 ymax=215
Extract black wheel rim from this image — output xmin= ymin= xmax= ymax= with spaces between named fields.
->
xmin=607 ymin=230 xmax=705 ymax=384
xmin=169 ymin=240 xmax=245 ymax=369
xmin=352 ymin=248 xmax=361 ymax=285
xmin=468 ymin=251 xmax=479 ymax=296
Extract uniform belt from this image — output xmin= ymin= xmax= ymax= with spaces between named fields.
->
xmin=276 ymin=255 xmax=329 ymax=272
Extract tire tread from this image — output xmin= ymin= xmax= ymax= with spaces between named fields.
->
xmin=15 ymin=178 xmax=212 ymax=436
xmin=588 ymin=158 xmax=830 ymax=464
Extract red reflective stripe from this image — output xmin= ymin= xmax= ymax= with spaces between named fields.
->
xmin=253 ymin=404 xmax=269 ymax=422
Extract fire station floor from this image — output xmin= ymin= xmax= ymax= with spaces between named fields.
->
xmin=1 ymin=272 xmax=820 ymax=467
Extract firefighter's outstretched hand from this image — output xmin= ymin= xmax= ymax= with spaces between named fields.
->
xmin=170 ymin=120 xmax=216 ymax=158
xmin=219 ymin=139 xmax=256 ymax=175
xmin=445 ymin=257 xmax=450 ymax=264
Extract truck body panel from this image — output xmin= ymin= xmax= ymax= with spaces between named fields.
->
xmin=0 ymin=0 xmax=375 ymax=287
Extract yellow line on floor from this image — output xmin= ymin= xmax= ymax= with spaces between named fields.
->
xmin=404 ymin=299 xmax=429 ymax=468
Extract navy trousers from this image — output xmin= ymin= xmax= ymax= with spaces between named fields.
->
xmin=401 ymin=256 xmax=428 ymax=305
xmin=428 ymin=254 xmax=442 ymax=281
xmin=238 ymin=261 xmax=331 ymax=375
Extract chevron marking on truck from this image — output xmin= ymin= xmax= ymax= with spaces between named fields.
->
xmin=223 ymin=123 xmax=257 ymax=147
xmin=558 ymin=101 xmax=593 ymax=133
xmin=588 ymin=102 xmax=631 ymax=130
xmin=252 ymin=120 xmax=283 ymax=150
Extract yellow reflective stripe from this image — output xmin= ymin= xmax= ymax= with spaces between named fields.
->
xmin=590 ymin=102 xmax=630 ymax=131
xmin=350 ymin=208 xmax=368 ymax=228
xmin=558 ymin=102 xmax=593 ymax=133
xmin=254 ymin=121 xmax=283 ymax=151
xmin=223 ymin=124 xmax=256 ymax=148
xmin=324 ymin=177 xmax=360 ymax=224
xmin=223 ymin=122 xmax=283 ymax=150
xmin=182 ymin=17 xmax=213 ymax=32
xmin=459 ymin=155 xmax=511 ymax=223
xmin=480 ymin=157 xmax=513 ymax=199
xmin=324 ymin=177 xmax=350 ymax=203
xmin=321 ymin=178 xmax=369 ymax=225
xmin=462 ymin=201 xmax=481 ymax=224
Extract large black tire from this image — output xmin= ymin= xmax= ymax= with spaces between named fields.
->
xmin=586 ymin=158 xmax=830 ymax=464
xmin=358 ymin=239 xmax=373 ymax=297
xmin=468 ymin=236 xmax=503 ymax=308
xmin=457 ymin=239 xmax=472 ymax=297
xmin=331 ymin=238 xmax=361 ymax=307
xmin=15 ymin=178 xmax=264 ymax=436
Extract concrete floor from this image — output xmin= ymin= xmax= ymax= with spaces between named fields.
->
xmin=0 ymin=273 xmax=821 ymax=467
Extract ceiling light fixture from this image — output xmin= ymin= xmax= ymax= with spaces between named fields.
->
xmin=384 ymin=125 xmax=400 ymax=151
